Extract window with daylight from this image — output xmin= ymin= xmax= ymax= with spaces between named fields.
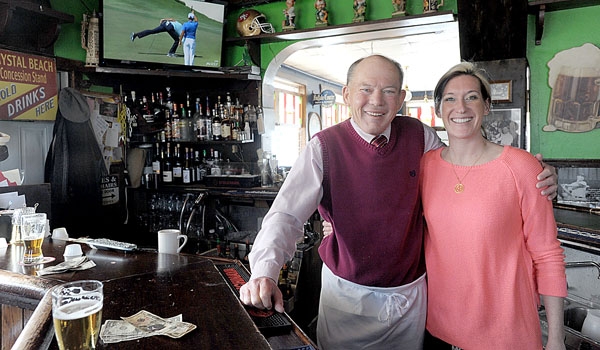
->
xmin=272 ymin=78 xmax=306 ymax=167
xmin=321 ymin=93 xmax=350 ymax=128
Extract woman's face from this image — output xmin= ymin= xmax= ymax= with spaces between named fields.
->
xmin=438 ymin=75 xmax=490 ymax=140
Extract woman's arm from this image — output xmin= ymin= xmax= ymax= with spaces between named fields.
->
xmin=541 ymin=295 xmax=566 ymax=350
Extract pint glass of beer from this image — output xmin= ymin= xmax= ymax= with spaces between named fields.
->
xmin=52 ymin=280 xmax=103 ymax=350
xmin=20 ymin=213 xmax=47 ymax=264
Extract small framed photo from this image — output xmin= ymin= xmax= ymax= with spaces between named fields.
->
xmin=483 ymin=108 xmax=524 ymax=149
xmin=490 ymin=80 xmax=512 ymax=103
xmin=546 ymin=159 xmax=600 ymax=210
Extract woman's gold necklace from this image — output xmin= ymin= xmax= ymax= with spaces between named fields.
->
xmin=448 ymin=145 xmax=486 ymax=194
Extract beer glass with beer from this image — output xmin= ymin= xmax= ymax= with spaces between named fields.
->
xmin=52 ymin=280 xmax=103 ymax=350
xmin=20 ymin=213 xmax=46 ymax=264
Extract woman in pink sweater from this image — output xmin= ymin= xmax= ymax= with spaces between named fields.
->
xmin=420 ymin=62 xmax=567 ymax=349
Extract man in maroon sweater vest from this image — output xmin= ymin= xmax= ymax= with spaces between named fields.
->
xmin=240 ymin=55 xmax=557 ymax=349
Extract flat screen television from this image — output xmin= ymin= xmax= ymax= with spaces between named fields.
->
xmin=101 ymin=0 xmax=226 ymax=70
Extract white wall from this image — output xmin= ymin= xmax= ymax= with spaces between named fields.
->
xmin=0 ymin=121 xmax=53 ymax=185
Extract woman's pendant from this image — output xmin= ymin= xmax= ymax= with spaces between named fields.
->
xmin=454 ymin=183 xmax=464 ymax=193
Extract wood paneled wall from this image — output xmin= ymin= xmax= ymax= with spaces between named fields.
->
xmin=457 ymin=0 xmax=528 ymax=61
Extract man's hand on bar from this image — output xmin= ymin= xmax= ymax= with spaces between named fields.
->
xmin=240 ymin=277 xmax=285 ymax=314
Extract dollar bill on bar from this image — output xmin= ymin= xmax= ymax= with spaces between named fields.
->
xmin=121 ymin=310 xmax=196 ymax=339
xmin=100 ymin=314 xmax=184 ymax=344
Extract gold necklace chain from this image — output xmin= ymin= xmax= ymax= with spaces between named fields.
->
xmin=448 ymin=145 xmax=486 ymax=194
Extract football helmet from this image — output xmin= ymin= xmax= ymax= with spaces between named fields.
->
xmin=236 ymin=9 xmax=275 ymax=36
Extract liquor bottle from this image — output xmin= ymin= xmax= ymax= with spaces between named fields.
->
xmin=221 ymin=109 xmax=231 ymax=140
xmin=216 ymin=95 xmax=222 ymax=116
xmin=171 ymin=104 xmax=181 ymax=141
xmin=205 ymin=148 xmax=215 ymax=175
xmin=173 ymin=143 xmax=183 ymax=184
xmin=182 ymin=147 xmax=191 ymax=184
xmin=130 ymin=90 xmax=138 ymax=107
xmin=200 ymin=149 xmax=209 ymax=179
xmin=158 ymin=92 xmax=165 ymax=110
xmin=216 ymin=238 xmax=222 ymax=257
xmin=202 ymin=107 xmax=212 ymax=141
xmin=187 ymin=108 xmax=194 ymax=141
xmin=162 ymin=143 xmax=173 ymax=184
xmin=225 ymin=242 xmax=232 ymax=259
xmin=205 ymin=96 xmax=211 ymax=118
xmin=233 ymin=243 xmax=240 ymax=260
xmin=164 ymin=109 xmax=172 ymax=141
xmin=210 ymin=150 xmax=222 ymax=176
xmin=165 ymin=87 xmax=173 ymax=114
xmin=226 ymin=92 xmax=233 ymax=115
xmin=261 ymin=151 xmax=273 ymax=187
xmin=188 ymin=148 xmax=196 ymax=183
xmin=193 ymin=150 xmax=203 ymax=183
xmin=141 ymin=96 xmax=153 ymax=123
xmin=127 ymin=91 xmax=139 ymax=129
xmin=244 ymin=121 xmax=252 ymax=141
xmin=231 ymin=119 xmax=240 ymax=141
xmin=234 ymin=98 xmax=244 ymax=120
xmin=193 ymin=98 xmax=204 ymax=140
xmin=179 ymin=103 xmax=191 ymax=141
xmin=150 ymin=93 xmax=162 ymax=123
xmin=271 ymin=154 xmax=279 ymax=179
xmin=212 ymin=109 xmax=222 ymax=141
xmin=151 ymin=143 xmax=161 ymax=179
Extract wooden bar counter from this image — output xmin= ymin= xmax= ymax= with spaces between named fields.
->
xmin=0 ymin=239 xmax=316 ymax=349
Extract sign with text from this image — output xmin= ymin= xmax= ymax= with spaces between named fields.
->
xmin=0 ymin=49 xmax=58 ymax=120
xmin=312 ymin=89 xmax=336 ymax=108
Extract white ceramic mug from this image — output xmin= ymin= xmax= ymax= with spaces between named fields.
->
xmin=158 ymin=229 xmax=188 ymax=254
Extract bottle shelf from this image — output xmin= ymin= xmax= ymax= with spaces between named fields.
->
xmin=130 ymin=138 xmax=255 ymax=146
xmin=94 ymin=66 xmax=261 ymax=81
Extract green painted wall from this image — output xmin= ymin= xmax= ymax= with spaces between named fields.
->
xmin=50 ymin=0 xmax=93 ymax=62
xmin=527 ymin=6 xmax=600 ymax=159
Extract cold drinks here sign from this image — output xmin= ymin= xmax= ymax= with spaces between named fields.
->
xmin=0 ymin=49 xmax=58 ymax=121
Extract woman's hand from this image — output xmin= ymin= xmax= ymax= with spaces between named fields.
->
xmin=322 ymin=220 xmax=333 ymax=237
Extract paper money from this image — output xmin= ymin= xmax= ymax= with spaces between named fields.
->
xmin=121 ymin=310 xmax=196 ymax=339
xmin=100 ymin=311 xmax=196 ymax=344
xmin=100 ymin=315 xmax=183 ymax=344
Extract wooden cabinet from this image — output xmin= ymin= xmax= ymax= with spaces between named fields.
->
xmin=0 ymin=0 xmax=73 ymax=54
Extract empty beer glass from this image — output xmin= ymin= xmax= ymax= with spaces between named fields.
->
xmin=52 ymin=280 xmax=104 ymax=350
xmin=20 ymin=213 xmax=46 ymax=264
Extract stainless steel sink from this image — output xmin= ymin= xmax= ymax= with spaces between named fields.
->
xmin=540 ymin=299 xmax=600 ymax=350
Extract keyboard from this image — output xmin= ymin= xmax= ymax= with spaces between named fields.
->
xmin=86 ymin=238 xmax=138 ymax=251
xmin=217 ymin=263 xmax=293 ymax=335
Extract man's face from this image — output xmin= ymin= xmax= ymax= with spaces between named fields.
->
xmin=342 ymin=56 xmax=405 ymax=135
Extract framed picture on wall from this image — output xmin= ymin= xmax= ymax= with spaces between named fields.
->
xmin=545 ymin=159 xmax=600 ymax=211
xmin=483 ymin=108 xmax=524 ymax=149
xmin=490 ymin=80 xmax=512 ymax=103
